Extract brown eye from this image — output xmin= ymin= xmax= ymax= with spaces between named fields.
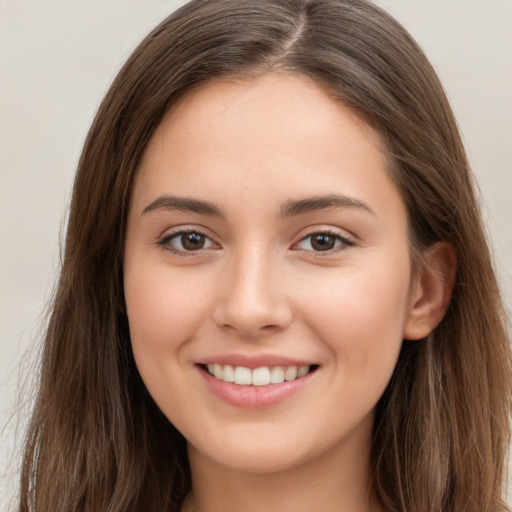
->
xmin=310 ymin=234 xmax=336 ymax=251
xmin=158 ymin=230 xmax=216 ymax=254
xmin=181 ymin=232 xmax=206 ymax=250
xmin=294 ymin=231 xmax=353 ymax=253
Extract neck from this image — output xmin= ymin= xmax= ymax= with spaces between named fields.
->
xmin=182 ymin=421 xmax=380 ymax=512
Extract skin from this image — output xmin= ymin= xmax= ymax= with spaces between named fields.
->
xmin=124 ymin=73 xmax=453 ymax=512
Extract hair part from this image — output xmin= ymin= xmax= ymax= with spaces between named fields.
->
xmin=19 ymin=1 xmax=511 ymax=511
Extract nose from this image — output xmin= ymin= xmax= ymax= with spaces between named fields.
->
xmin=213 ymin=248 xmax=293 ymax=339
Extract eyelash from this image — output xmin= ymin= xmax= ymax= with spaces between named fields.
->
xmin=156 ymin=229 xmax=217 ymax=255
xmin=293 ymin=229 xmax=355 ymax=256
xmin=156 ymin=228 xmax=355 ymax=256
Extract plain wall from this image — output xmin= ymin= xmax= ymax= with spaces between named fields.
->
xmin=1 ymin=0 xmax=511 ymax=509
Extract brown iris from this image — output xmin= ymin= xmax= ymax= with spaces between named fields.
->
xmin=181 ymin=232 xmax=206 ymax=251
xmin=310 ymin=233 xmax=336 ymax=251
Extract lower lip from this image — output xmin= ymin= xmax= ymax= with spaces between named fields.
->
xmin=198 ymin=367 xmax=315 ymax=409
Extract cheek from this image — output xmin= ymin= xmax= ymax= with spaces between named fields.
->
xmin=124 ymin=267 xmax=216 ymax=424
xmin=124 ymin=268 xmax=211 ymax=363
xmin=296 ymin=261 xmax=411 ymax=374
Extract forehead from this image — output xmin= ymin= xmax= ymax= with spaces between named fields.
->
xmin=132 ymin=72 xmax=405 ymax=224
xmin=143 ymin=72 xmax=385 ymax=162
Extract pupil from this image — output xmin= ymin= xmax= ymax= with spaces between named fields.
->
xmin=311 ymin=234 xmax=335 ymax=251
xmin=181 ymin=232 xmax=205 ymax=250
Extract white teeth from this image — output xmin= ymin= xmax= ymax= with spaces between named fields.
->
xmin=252 ymin=367 xmax=270 ymax=386
xmin=213 ymin=363 xmax=223 ymax=379
xmin=270 ymin=366 xmax=285 ymax=384
xmin=284 ymin=366 xmax=297 ymax=381
xmin=206 ymin=364 xmax=313 ymax=386
xmin=223 ymin=364 xmax=235 ymax=383
xmin=234 ymin=366 xmax=252 ymax=385
xmin=297 ymin=365 xmax=309 ymax=378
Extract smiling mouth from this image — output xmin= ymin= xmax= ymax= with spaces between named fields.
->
xmin=199 ymin=364 xmax=319 ymax=386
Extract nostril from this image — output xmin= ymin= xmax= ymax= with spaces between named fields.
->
xmin=261 ymin=324 xmax=280 ymax=331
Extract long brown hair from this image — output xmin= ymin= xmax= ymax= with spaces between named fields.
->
xmin=19 ymin=1 xmax=511 ymax=510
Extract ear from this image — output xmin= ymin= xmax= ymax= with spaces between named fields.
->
xmin=403 ymin=242 xmax=457 ymax=340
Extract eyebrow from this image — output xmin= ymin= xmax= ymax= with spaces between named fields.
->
xmin=141 ymin=193 xmax=374 ymax=218
xmin=280 ymin=195 xmax=375 ymax=217
xmin=142 ymin=195 xmax=225 ymax=217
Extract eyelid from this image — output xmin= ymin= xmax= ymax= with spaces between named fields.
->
xmin=154 ymin=225 xmax=355 ymax=256
xmin=291 ymin=227 xmax=356 ymax=254
xmin=155 ymin=226 xmax=220 ymax=255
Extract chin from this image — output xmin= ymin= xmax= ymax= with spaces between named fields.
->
xmin=196 ymin=444 xmax=312 ymax=475
xmin=186 ymin=426 xmax=319 ymax=474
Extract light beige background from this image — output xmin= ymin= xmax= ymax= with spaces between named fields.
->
xmin=1 ymin=1 xmax=511 ymax=509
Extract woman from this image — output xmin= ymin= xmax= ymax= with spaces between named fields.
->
xmin=18 ymin=0 xmax=511 ymax=511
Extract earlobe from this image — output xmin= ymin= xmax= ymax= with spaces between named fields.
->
xmin=403 ymin=243 xmax=457 ymax=341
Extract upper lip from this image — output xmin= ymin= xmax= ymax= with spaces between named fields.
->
xmin=196 ymin=353 xmax=318 ymax=369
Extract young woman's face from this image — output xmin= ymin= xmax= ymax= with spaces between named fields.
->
xmin=124 ymin=73 xmax=421 ymax=474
